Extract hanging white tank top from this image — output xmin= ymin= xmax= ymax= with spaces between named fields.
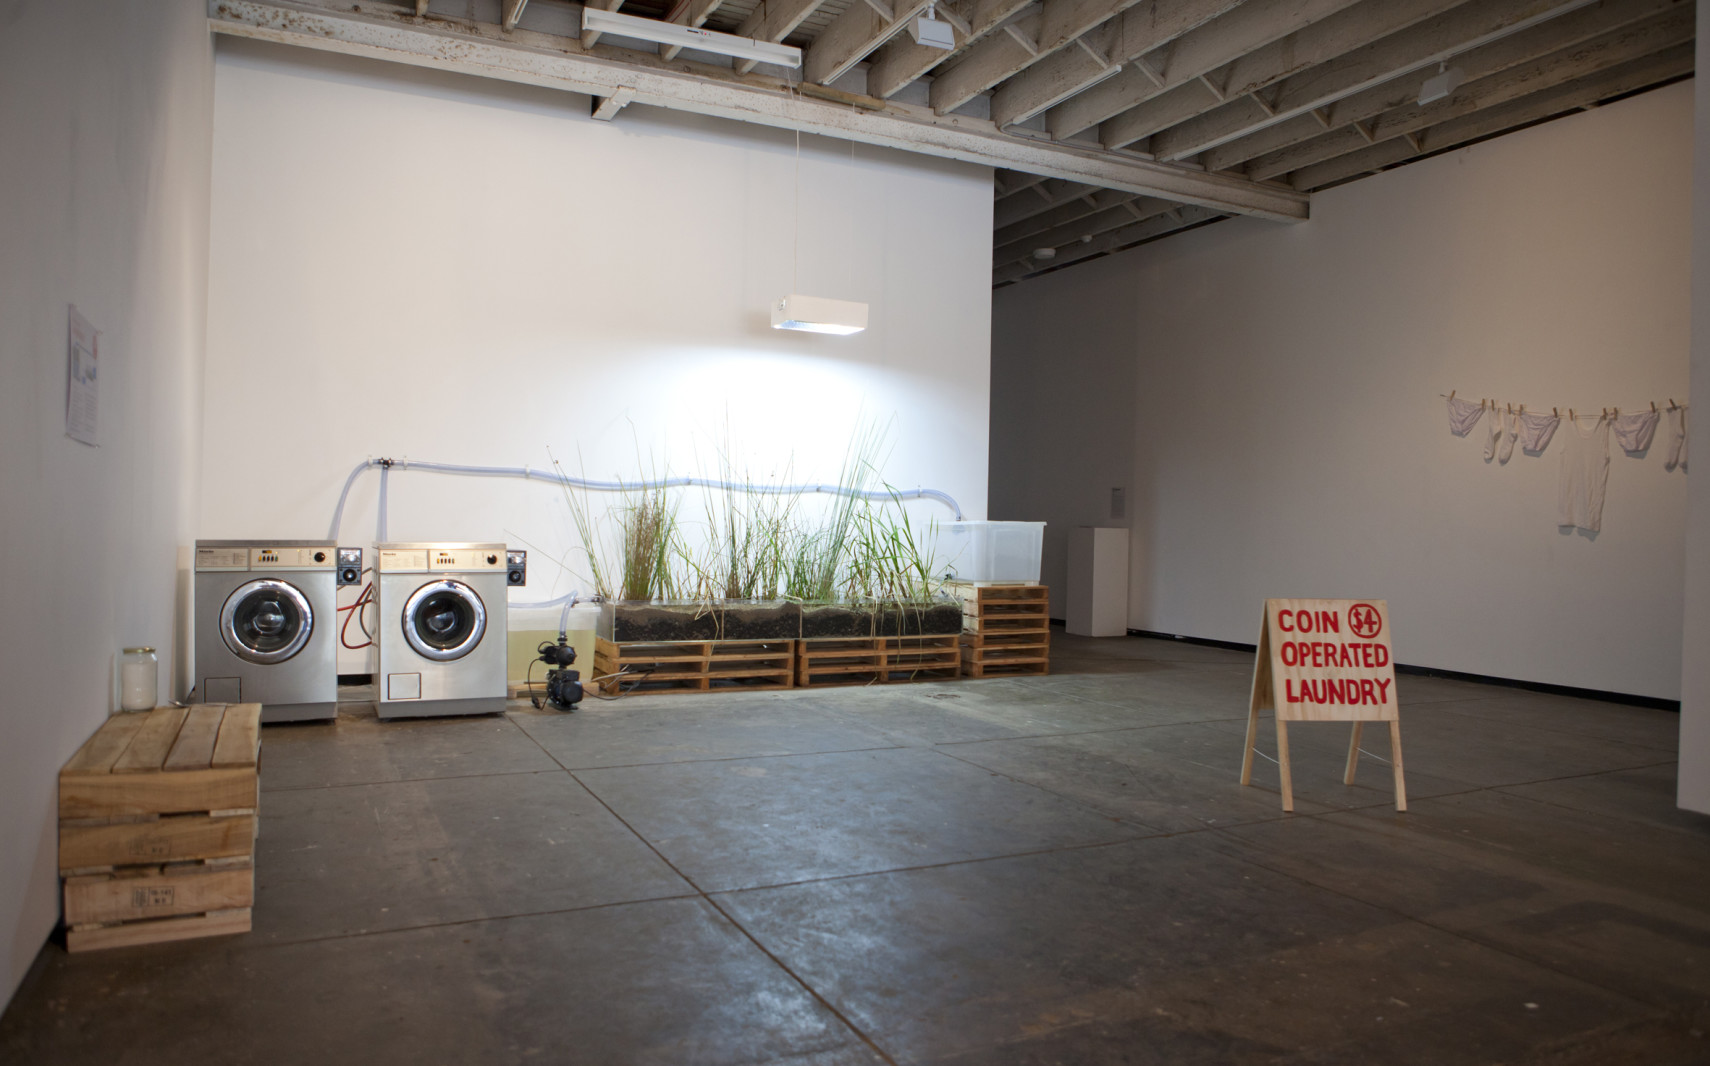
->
xmin=1558 ymin=415 xmax=1610 ymax=533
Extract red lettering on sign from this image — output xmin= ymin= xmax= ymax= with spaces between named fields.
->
xmin=1278 ymin=610 xmax=1295 ymax=633
xmin=1348 ymin=602 xmax=1382 ymax=639
xmin=1376 ymin=678 xmax=1392 ymax=704
xmin=1360 ymin=679 xmax=1376 ymax=704
xmin=1321 ymin=611 xmax=1340 ymax=635
xmin=1376 ymin=644 xmax=1389 ymax=667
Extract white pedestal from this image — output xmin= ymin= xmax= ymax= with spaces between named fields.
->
xmin=1067 ymin=527 xmax=1129 ymax=637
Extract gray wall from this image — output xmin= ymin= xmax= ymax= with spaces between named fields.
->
xmin=993 ymin=81 xmax=1691 ymax=701
xmin=0 ymin=0 xmax=214 ymax=1005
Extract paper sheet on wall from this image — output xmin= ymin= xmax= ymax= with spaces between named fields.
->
xmin=66 ymin=305 xmax=99 ymax=446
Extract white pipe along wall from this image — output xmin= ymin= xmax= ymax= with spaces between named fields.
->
xmin=993 ymin=80 xmax=1691 ymax=704
xmin=202 ymin=39 xmax=995 ymax=673
xmin=0 ymin=0 xmax=214 ymax=1007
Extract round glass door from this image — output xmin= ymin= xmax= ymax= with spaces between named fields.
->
xmin=402 ymin=579 xmax=486 ymax=662
xmin=220 ymin=579 xmax=314 ymax=665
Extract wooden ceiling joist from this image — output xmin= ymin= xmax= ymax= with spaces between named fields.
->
xmin=210 ymin=0 xmax=1308 ymax=221
xmin=206 ymin=0 xmax=1690 ymax=289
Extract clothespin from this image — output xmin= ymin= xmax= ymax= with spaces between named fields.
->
xmin=1652 ymin=401 xmax=1658 ymax=413
xmin=1552 ymin=407 xmax=1559 ymax=418
xmin=1448 ymin=389 xmax=1456 ymax=401
xmin=1570 ymin=408 xmax=1576 ymax=420
xmin=1671 ymin=397 xmax=1679 ymax=409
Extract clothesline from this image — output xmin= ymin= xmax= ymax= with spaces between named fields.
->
xmin=1438 ymin=390 xmax=1686 ymax=421
xmin=1440 ymin=389 xmax=1689 ymax=534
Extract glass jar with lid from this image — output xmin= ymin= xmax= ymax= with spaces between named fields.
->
xmin=119 ymin=647 xmax=158 ymax=712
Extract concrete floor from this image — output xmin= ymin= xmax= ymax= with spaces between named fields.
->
xmin=3 ymin=632 xmax=1708 ymax=1064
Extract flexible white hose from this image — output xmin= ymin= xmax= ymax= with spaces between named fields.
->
xmin=325 ymin=457 xmax=966 ymax=543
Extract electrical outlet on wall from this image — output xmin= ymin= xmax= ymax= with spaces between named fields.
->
xmin=1110 ymin=487 xmax=1126 ymax=520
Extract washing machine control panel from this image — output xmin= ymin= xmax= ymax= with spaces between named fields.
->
xmin=506 ymin=550 xmax=526 ymax=586
xmin=337 ymin=548 xmax=363 ymax=586
xmin=250 ymin=547 xmax=333 ymax=570
xmin=429 ymin=548 xmax=505 ymax=572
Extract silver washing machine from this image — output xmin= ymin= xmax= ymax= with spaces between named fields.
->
xmin=375 ymin=542 xmax=508 ymax=719
xmin=194 ymin=540 xmax=339 ymax=723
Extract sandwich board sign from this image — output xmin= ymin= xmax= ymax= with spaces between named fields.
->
xmin=1241 ymin=598 xmax=1406 ymax=812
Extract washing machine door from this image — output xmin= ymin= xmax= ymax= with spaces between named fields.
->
xmin=221 ymin=579 xmax=315 ymax=665
xmin=402 ymin=579 xmax=487 ymax=662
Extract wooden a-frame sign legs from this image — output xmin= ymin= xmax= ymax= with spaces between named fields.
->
xmin=1240 ymin=598 xmax=1407 ymax=813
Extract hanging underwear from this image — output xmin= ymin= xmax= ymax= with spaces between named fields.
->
xmin=1666 ymin=405 xmax=1689 ymax=471
xmin=1517 ymin=410 xmax=1560 ymax=453
xmin=1612 ymin=409 xmax=1660 ymax=454
xmin=1446 ymin=396 xmax=1486 ymax=437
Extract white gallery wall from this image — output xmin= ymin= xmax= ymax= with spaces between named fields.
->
xmin=204 ymin=39 xmax=993 ymax=672
xmin=1680 ymin=15 xmax=1708 ymax=812
xmin=0 ymin=0 xmax=214 ymax=1005
xmin=993 ymin=80 xmax=1691 ymax=701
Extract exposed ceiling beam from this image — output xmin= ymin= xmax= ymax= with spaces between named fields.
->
xmin=803 ymin=0 xmax=934 ymax=84
xmin=1146 ymin=0 xmax=1615 ymax=162
xmin=1284 ymin=42 xmax=1692 ymax=190
xmin=591 ymin=86 xmax=636 ymax=118
xmin=731 ymin=0 xmax=831 ymax=74
xmin=1046 ymin=0 xmax=1362 ymax=141
xmin=993 ymin=203 xmax=1222 ymax=283
xmin=1249 ymin=10 xmax=1692 ymax=182
xmin=994 ymin=195 xmax=1173 ymax=261
xmin=994 ymin=186 xmax=1148 ymax=244
xmin=1095 ymin=0 xmax=1460 ymax=149
xmin=209 ymin=0 xmax=1311 ymax=220
xmin=993 ymin=177 xmax=1096 ymax=227
xmin=937 ymin=0 xmax=1238 ymax=117
xmin=867 ymin=0 xmax=1035 ymax=99
xmin=1201 ymin=0 xmax=1686 ymax=172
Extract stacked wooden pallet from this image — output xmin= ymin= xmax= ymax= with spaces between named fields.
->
xmin=951 ymin=583 xmax=1051 ymax=678
xmin=795 ymin=634 xmax=961 ymax=687
xmin=58 ymin=703 xmax=261 ymax=952
xmin=592 ymin=637 xmax=795 ymax=695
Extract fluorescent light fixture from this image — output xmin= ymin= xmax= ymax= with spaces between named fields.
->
xmin=582 ymin=8 xmax=802 ymax=69
xmin=1417 ymin=65 xmax=1466 ymax=105
xmin=908 ymin=14 xmax=956 ymax=49
xmin=771 ymin=294 xmax=868 ymax=335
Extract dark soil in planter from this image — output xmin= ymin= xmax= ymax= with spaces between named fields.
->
xmin=600 ymin=601 xmax=799 ymax=642
xmin=800 ymin=602 xmax=964 ymax=638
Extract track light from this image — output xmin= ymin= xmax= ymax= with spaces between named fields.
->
xmin=1418 ymin=63 xmax=1466 ymax=105
xmin=771 ymin=294 xmax=868 ymax=335
xmin=581 ymin=8 xmax=802 ymax=69
xmin=908 ymin=4 xmax=956 ymax=50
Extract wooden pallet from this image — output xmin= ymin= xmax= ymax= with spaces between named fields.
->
xmin=59 ymin=704 xmax=260 ymax=951
xmin=960 ymin=631 xmax=1051 ymax=678
xmin=948 ymin=584 xmax=1051 ymax=677
xmin=796 ymin=635 xmax=962 ymax=687
xmin=592 ymin=637 xmax=795 ymax=696
xmin=949 ymin=583 xmax=1051 ymax=636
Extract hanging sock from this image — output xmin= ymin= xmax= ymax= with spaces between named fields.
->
xmin=1612 ymin=409 xmax=1660 ymax=454
xmin=1558 ymin=414 xmax=1611 ymax=533
xmin=1497 ymin=408 xmax=1519 ymax=464
xmin=1517 ymin=410 xmax=1560 ymax=453
xmin=1483 ymin=407 xmax=1504 ymax=461
xmin=1665 ymin=405 xmax=1689 ymax=471
xmin=1447 ymin=396 xmax=1486 ymax=436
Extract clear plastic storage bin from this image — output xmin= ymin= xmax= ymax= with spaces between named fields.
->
xmin=931 ymin=521 xmax=1045 ymax=584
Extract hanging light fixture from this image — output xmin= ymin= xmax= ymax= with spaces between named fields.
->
xmin=771 ymin=294 xmax=869 ymax=334
xmin=771 ymin=77 xmax=868 ymax=336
